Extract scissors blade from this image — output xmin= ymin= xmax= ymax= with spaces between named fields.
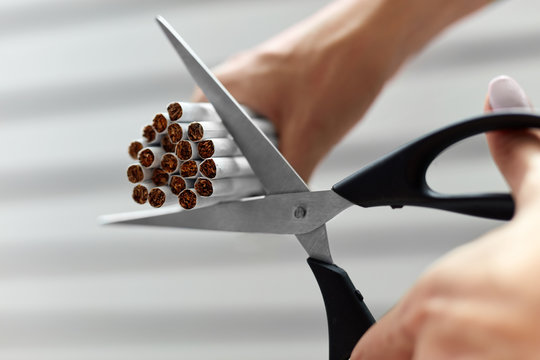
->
xmin=156 ymin=16 xmax=308 ymax=195
xmin=99 ymin=190 xmax=352 ymax=238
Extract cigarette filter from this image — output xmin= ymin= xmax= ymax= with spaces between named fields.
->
xmin=132 ymin=184 xmax=149 ymax=204
xmin=180 ymin=160 xmax=201 ymax=178
xmin=160 ymin=153 xmax=180 ymax=173
xmin=138 ymin=147 xmax=166 ymax=168
xmin=128 ymin=140 xmax=144 ymax=160
xmin=127 ymin=164 xmax=152 ymax=183
xmin=199 ymin=157 xmax=253 ymax=179
xmin=194 ymin=177 xmax=264 ymax=198
xmin=151 ymin=168 xmax=170 ymax=186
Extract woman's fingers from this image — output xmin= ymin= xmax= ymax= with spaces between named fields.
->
xmin=484 ymin=75 xmax=540 ymax=213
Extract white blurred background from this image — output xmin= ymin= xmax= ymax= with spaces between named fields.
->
xmin=1 ymin=0 xmax=539 ymax=359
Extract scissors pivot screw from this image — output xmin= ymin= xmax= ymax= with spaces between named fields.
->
xmin=294 ymin=206 xmax=307 ymax=219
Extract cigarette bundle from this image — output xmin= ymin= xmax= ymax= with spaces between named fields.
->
xmin=126 ymin=102 xmax=275 ymax=210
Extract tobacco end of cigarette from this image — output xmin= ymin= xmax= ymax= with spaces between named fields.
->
xmin=188 ymin=122 xmax=203 ymax=141
xmin=194 ymin=178 xmax=213 ymax=197
xmin=179 ymin=189 xmax=197 ymax=209
xmin=128 ymin=141 xmax=143 ymax=160
xmin=176 ymin=140 xmax=192 ymax=160
xmin=152 ymin=114 xmax=168 ymax=133
xmin=148 ymin=188 xmax=167 ymax=208
xmin=167 ymin=102 xmax=183 ymax=121
xmin=167 ymin=123 xmax=183 ymax=143
xmin=200 ymin=159 xmax=216 ymax=178
xmin=138 ymin=149 xmax=155 ymax=168
xmin=161 ymin=154 xmax=178 ymax=173
xmin=132 ymin=185 xmax=149 ymax=204
xmin=142 ymin=125 xmax=156 ymax=143
xmin=161 ymin=135 xmax=176 ymax=153
xmin=180 ymin=160 xmax=198 ymax=177
xmin=151 ymin=168 xmax=169 ymax=186
xmin=197 ymin=140 xmax=214 ymax=159
xmin=169 ymin=176 xmax=187 ymax=195
xmin=127 ymin=164 xmax=144 ymax=183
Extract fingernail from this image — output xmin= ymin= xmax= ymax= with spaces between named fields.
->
xmin=488 ymin=75 xmax=531 ymax=111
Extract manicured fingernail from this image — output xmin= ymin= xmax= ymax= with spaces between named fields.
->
xmin=488 ymin=75 xmax=531 ymax=111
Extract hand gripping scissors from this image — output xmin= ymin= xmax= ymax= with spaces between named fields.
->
xmin=102 ymin=16 xmax=540 ymax=360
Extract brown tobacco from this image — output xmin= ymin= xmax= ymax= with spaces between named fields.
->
xmin=194 ymin=178 xmax=213 ymax=197
xmin=161 ymin=135 xmax=176 ymax=152
xmin=188 ymin=122 xmax=204 ymax=141
xmin=179 ymin=189 xmax=197 ymax=209
xmin=138 ymin=149 xmax=155 ymax=167
xmin=128 ymin=141 xmax=143 ymax=160
xmin=161 ymin=154 xmax=179 ymax=173
xmin=167 ymin=102 xmax=183 ymax=121
xmin=175 ymin=140 xmax=192 ymax=160
xmin=132 ymin=185 xmax=148 ymax=204
xmin=169 ymin=176 xmax=187 ymax=195
xmin=197 ymin=140 xmax=214 ymax=159
xmin=127 ymin=164 xmax=144 ymax=183
xmin=148 ymin=188 xmax=167 ymax=208
xmin=180 ymin=160 xmax=198 ymax=177
xmin=151 ymin=168 xmax=169 ymax=186
xmin=167 ymin=123 xmax=183 ymax=143
xmin=199 ymin=159 xmax=216 ymax=178
xmin=142 ymin=125 xmax=156 ymax=143
xmin=152 ymin=114 xmax=168 ymax=133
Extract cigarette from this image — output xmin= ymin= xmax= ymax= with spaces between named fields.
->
xmin=167 ymin=122 xmax=187 ymax=143
xmin=161 ymin=135 xmax=176 ymax=153
xmin=142 ymin=125 xmax=158 ymax=144
xmin=194 ymin=177 xmax=264 ymax=198
xmin=169 ymin=175 xmax=195 ymax=195
xmin=199 ymin=157 xmax=254 ymax=179
xmin=167 ymin=102 xmax=260 ymax=122
xmin=160 ymin=153 xmax=180 ymax=173
xmin=148 ymin=186 xmax=178 ymax=208
xmin=138 ymin=147 xmax=166 ymax=168
xmin=167 ymin=102 xmax=221 ymax=122
xmin=197 ymin=138 xmax=240 ymax=159
xmin=152 ymin=113 xmax=169 ymax=134
xmin=180 ymin=160 xmax=201 ymax=178
xmin=127 ymin=164 xmax=152 ymax=183
xmin=175 ymin=140 xmax=199 ymax=160
xmin=188 ymin=119 xmax=275 ymax=142
xmin=178 ymin=189 xmax=227 ymax=210
xmin=128 ymin=140 xmax=144 ymax=160
xmin=132 ymin=184 xmax=149 ymax=204
xmin=151 ymin=168 xmax=170 ymax=186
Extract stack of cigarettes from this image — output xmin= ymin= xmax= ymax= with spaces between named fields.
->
xmin=126 ymin=102 xmax=275 ymax=210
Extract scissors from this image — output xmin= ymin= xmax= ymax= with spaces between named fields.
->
xmin=102 ymin=16 xmax=540 ymax=360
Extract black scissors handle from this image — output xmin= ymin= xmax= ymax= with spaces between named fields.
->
xmin=333 ymin=112 xmax=540 ymax=220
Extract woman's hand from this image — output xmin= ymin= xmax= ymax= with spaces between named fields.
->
xmin=352 ymin=76 xmax=540 ymax=359
xmin=192 ymin=0 xmax=490 ymax=180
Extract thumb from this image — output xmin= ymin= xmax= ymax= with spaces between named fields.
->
xmin=485 ymin=75 xmax=540 ymax=213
